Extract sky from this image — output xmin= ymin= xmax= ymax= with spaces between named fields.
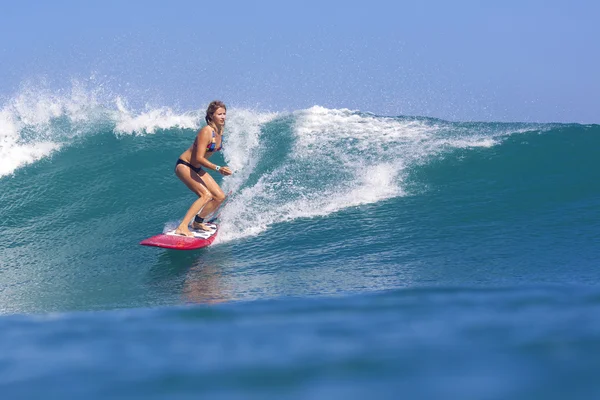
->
xmin=0 ymin=0 xmax=598 ymax=123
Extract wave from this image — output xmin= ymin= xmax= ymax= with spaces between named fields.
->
xmin=2 ymin=83 xmax=594 ymax=245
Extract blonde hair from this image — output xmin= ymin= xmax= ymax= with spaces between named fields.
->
xmin=205 ymin=100 xmax=227 ymax=125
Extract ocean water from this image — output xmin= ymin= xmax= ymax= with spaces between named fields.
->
xmin=1 ymin=87 xmax=600 ymax=399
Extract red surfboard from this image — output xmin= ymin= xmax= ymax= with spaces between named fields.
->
xmin=140 ymin=224 xmax=218 ymax=250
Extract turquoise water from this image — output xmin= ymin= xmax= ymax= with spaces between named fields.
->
xmin=1 ymin=95 xmax=600 ymax=398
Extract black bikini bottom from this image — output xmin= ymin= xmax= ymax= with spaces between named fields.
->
xmin=175 ymin=159 xmax=203 ymax=174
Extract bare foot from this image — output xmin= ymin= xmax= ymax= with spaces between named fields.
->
xmin=174 ymin=227 xmax=195 ymax=237
xmin=191 ymin=221 xmax=212 ymax=231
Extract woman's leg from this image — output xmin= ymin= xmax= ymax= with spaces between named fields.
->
xmin=195 ymin=172 xmax=227 ymax=220
xmin=175 ymin=165 xmax=213 ymax=236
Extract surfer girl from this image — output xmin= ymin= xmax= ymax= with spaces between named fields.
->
xmin=174 ymin=100 xmax=232 ymax=236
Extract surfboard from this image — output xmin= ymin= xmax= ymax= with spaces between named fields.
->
xmin=140 ymin=223 xmax=218 ymax=250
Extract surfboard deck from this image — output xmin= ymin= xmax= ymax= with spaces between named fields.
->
xmin=140 ymin=223 xmax=218 ymax=250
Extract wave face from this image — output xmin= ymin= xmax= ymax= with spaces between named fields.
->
xmin=2 ymin=86 xmax=600 ymax=398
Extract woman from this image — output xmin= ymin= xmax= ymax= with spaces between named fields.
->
xmin=174 ymin=100 xmax=232 ymax=237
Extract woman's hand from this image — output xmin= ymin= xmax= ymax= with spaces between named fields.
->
xmin=219 ymin=166 xmax=233 ymax=176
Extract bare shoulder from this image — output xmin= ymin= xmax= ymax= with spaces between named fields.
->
xmin=195 ymin=126 xmax=213 ymax=143
xmin=197 ymin=125 xmax=213 ymax=137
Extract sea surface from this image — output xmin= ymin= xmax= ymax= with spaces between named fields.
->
xmin=1 ymin=88 xmax=600 ymax=399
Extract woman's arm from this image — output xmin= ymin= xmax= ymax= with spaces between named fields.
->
xmin=192 ymin=126 xmax=232 ymax=175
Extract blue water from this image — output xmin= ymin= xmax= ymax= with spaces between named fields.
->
xmin=1 ymin=92 xmax=600 ymax=398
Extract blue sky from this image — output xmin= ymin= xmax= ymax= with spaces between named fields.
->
xmin=0 ymin=0 xmax=598 ymax=122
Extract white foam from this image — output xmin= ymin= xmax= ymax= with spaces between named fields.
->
xmin=216 ymin=107 xmax=427 ymax=242
xmin=0 ymin=80 xmax=110 ymax=177
xmin=220 ymin=108 xmax=279 ymax=193
xmin=215 ymin=106 xmax=512 ymax=243
xmin=0 ymin=101 xmax=59 ymax=177
xmin=113 ymin=98 xmax=201 ymax=135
